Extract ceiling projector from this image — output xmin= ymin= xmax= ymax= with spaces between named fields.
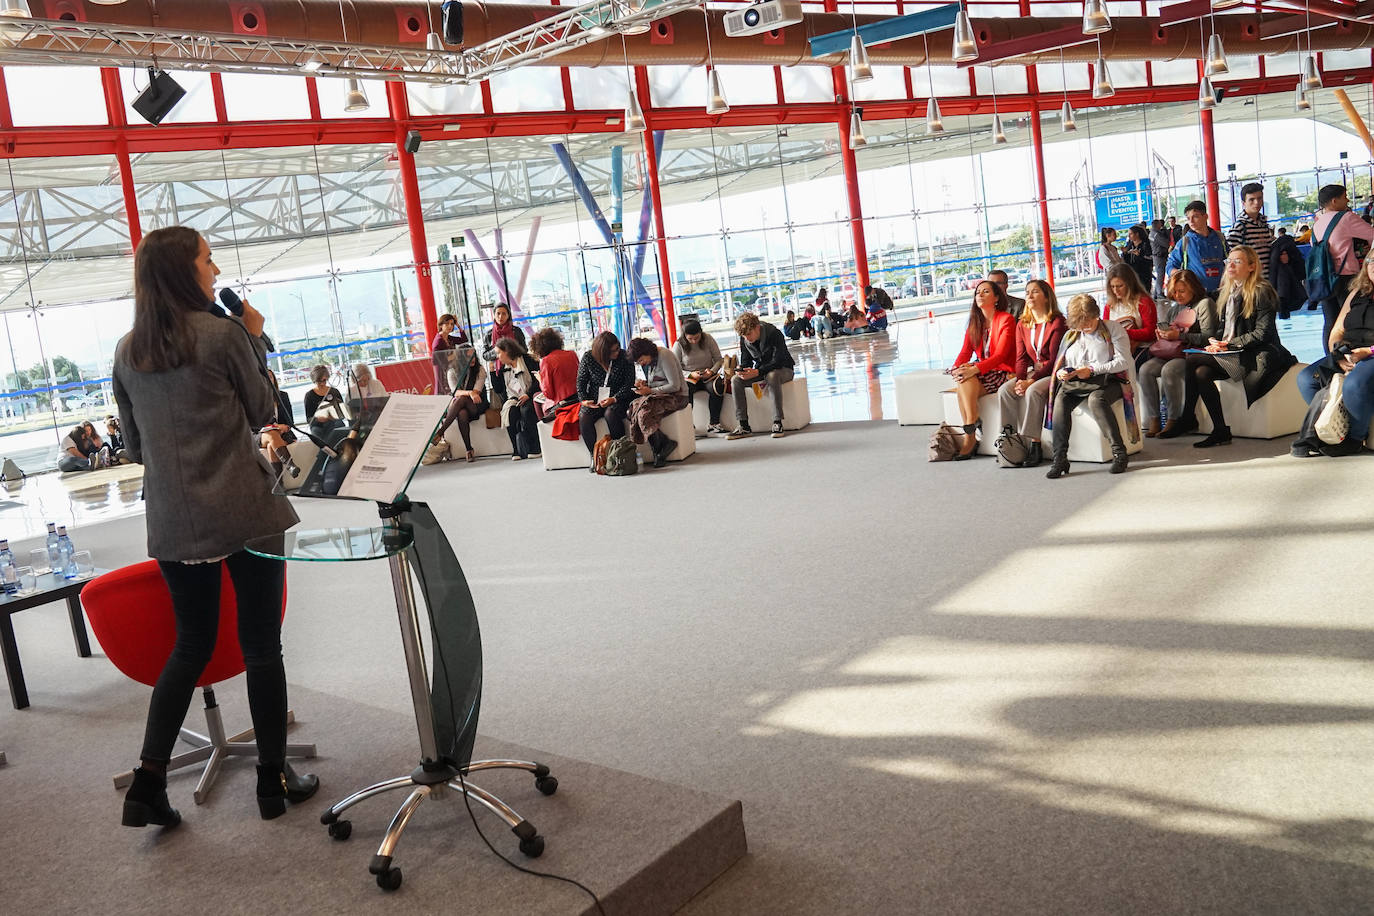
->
xmin=723 ymin=0 xmax=803 ymax=38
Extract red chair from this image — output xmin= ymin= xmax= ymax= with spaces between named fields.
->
xmin=82 ymin=560 xmax=315 ymax=804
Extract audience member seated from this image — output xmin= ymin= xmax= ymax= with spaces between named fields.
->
xmin=1045 ymin=294 xmax=1134 ymax=478
xmin=988 ymin=269 xmax=1025 ymax=318
xmin=627 ymin=337 xmax=689 ymax=468
xmin=864 ymin=285 xmax=891 ymax=331
xmin=1294 ymin=254 xmax=1374 ymax=457
xmin=431 ymin=312 xmax=459 ymax=395
xmin=1184 ymin=245 xmax=1296 ymax=449
xmin=946 ymin=280 xmax=1016 ymax=460
xmin=433 ymin=344 xmax=488 ymax=463
xmin=996 ymin=279 xmax=1066 ymax=466
xmin=577 ymin=331 xmax=636 ymax=465
xmin=727 ymin=311 xmax=797 ymax=440
xmin=304 ymin=365 xmax=348 ymax=446
xmin=782 ymin=310 xmax=809 ymax=340
xmin=1144 ymin=269 xmax=1218 ymax=439
xmin=104 ymin=415 xmax=130 ymax=465
xmin=841 ymin=305 xmax=871 ymax=334
xmin=1102 ymin=262 xmax=1158 ymax=358
xmin=348 ymin=362 xmax=386 ymax=401
xmin=673 ymin=318 xmax=726 ymax=434
xmin=481 ymin=304 xmax=526 ymax=368
xmin=813 ymin=303 xmax=836 ymax=339
xmin=58 ymin=422 xmax=105 ymax=472
xmin=491 ymin=338 xmax=542 ymax=461
xmin=530 ymin=327 xmax=581 ymax=442
xmin=259 ymin=370 xmax=297 ymax=475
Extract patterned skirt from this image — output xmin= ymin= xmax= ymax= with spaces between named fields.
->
xmin=977 ymin=369 xmax=1011 ymax=395
xmin=627 ymin=392 xmax=689 ymax=444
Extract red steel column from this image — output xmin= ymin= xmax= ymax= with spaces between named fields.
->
xmin=386 ymin=81 xmax=438 ymax=350
xmin=1198 ymin=63 xmax=1221 ymax=227
xmin=833 ymin=68 xmax=870 ymax=293
xmin=99 ymin=68 xmax=142 ymax=250
xmin=636 ymin=67 xmax=677 ymax=344
xmin=1026 ymin=67 xmax=1055 ymax=285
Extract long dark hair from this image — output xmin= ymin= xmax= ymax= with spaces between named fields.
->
xmin=67 ymin=424 xmax=88 ymax=450
xmin=966 ymin=280 xmax=1009 ymax=346
xmin=127 ymin=226 xmax=208 ymax=373
xmin=680 ymin=319 xmax=704 ymax=351
xmin=590 ymin=331 xmax=621 ymax=369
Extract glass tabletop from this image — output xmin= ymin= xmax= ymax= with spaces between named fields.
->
xmin=245 ymin=527 xmax=413 ymax=563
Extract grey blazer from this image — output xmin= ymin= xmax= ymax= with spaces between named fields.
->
xmin=112 ymin=309 xmax=299 ymax=562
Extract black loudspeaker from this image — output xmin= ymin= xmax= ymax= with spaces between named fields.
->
xmin=404 ymin=130 xmax=422 ymax=154
xmin=132 ymin=68 xmax=187 ymax=125
xmin=442 ymin=0 xmax=464 ymax=45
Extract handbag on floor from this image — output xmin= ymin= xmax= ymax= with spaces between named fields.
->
xmin=421 ymin=439 xmax=450 ymax=466
xmin=927 ymin=424 xmax=963 ymax=462
xmin=591 ymin=434 xmax=613 ymax=475
xmin=994 ymin=426 xmax=1037 ymax=468
xmin=1315 ymin=372 xmax=1350 ymax=445
xmin=601 ymin=436 xmax=639 ymax=476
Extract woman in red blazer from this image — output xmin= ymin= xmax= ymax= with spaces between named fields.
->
xmin=997 ymin=279 xmax=1067 ymax=466
xmin=948 ymin=280 xmax=1017 ymax=459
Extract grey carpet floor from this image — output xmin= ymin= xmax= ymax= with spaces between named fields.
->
xmin=3 ymin=421 xmax=1374 ymax=915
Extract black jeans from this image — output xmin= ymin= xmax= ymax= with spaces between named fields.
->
xmin=686 ymin=378 xmax=724 ymax=425
xmin=1321 ymin=275 xmax=1355 ymax=355
xmin=580 ymin=401 xmax=628 ymax=453
xmin=1050 ymin=378 xmax=1125 ymax=460
xmin=506 ymin=399 xmax=539 ymax=458
xmin=141 ymin=546 xmax=288 ymax=766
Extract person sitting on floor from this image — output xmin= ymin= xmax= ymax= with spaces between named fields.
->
xmin=812 ymin=303 xmax=836 ymax=339
xmin=1044 ymin=294 xmax=1134 ymax=479
xmin=727 ymin=312 xmax=796 ymax=440
xmin=782 ymin=310 xmax=808 ymax=341
xmin=997 ymin=279 xmax=1066 ymax=467
xmin=864 ymin=285 xmax=891 ymax=331
xmin=1183 ymin=244 xmax=1296 ymax=449
xmin=577 ymin=331 xmax=636 ymax=465
xmin=627 ymin=337 xmax=689 ymax=468
xmin=1293 ymin=252 xmax=1374 ymax=457
xmin=432 ymin=344 xmax=488 ymax=463
xmin=1102 ymin=262 xmax=1158 ymax=358
xmin=104 ymin=416 xmax=131 ymax=465
xmin=841 ymin=304 xmax=871 ymax=334
xmin=673 ymin=318 xmax=726 ymax=434
xmin=1143 ymin=268 xmax=1218 ymax=440
xmin=491 ymin=338 xmax=542 ymax=461
xmin=58 ymin=422 xmax=102 ymax=472
xmin=530 ymin=327 xmax=581 ymax=441
xmin=946 ymin=280 xmax=1017 ymax=460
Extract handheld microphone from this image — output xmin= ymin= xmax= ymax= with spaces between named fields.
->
xmin=218 ymin=287 xmax=245 ymax=317
xmin=273 ymin=446 xmax=301 ymax=479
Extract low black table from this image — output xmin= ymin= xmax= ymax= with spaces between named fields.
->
xmin=0 ymin=569 xmax=103 ymax=709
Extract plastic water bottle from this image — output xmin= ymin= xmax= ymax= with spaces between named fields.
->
xmin=56 ymin=525 xmax=77 ymax=580
xmin=0 ymin=539 xmax=17 ymax=595
xmin=45 ymin=522 xmax=60 ymax=572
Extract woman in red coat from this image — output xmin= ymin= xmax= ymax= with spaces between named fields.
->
xmin=948 ymin=280 xmax=1017 ymax=459
xmin=530 ymin=327 xmax=581 ymax=441
xmin=1102 ymin=262 xmax=1158 ymax=357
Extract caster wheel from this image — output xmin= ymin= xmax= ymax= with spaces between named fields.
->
xmin=328 ymin=820 xmax=352 ymax=841
xmin=376 ymin=867 xmax=403 ymax=891
xmin=519 ymin=834 xmax=545 ymax=858
xmin=535 ymin=776 xmax=558 ymax=796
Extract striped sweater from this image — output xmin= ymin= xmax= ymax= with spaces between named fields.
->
xmin=1226 ymin=214 xmax=1274 ymax=273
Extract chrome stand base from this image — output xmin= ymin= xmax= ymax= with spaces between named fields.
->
xmin=319 ymin=758 xmax=558 ymax=891
xmin=113 ymin=687 xmax=316 ymax=804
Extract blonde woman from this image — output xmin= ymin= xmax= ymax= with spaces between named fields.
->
xmin=1183 ymin=244 xmax=1296 ymax=448
xmin=1102 ymin=262 xmax=1158 ymax=353
xmin=1044 ymin=294 xmax=1134 ymax=478
xmin=996 ymin=279 xmax=1066 ymax=465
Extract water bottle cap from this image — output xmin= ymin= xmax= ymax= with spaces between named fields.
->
xmin=0 ymin=539 xmax=7 ymax=548
xmin=57 ymin=525 xmax=67 ymax=534
xmin=47 ymin=522 xmax=55 ymax=531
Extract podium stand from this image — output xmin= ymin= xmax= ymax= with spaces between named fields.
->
xmin=247 ymin=499 xmax=557 ymax=892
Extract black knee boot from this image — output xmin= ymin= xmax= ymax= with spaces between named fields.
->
xmin=256 ymin=761 xmax=320 ymax=820
xmin=122 ymin=766 xmax=182 ymax=829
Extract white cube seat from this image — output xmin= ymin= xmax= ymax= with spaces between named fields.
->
xmin=940 ymin=390 xmax=1003 ymax=457
xmin=896 ymin=370 xmax=953 ymax=425
xmin=944 ymin=386 xmax=1145 ymax=462
xmin=700 ymin=377 xmax=810 ymax=433
xmin=636 ymin=406 xmax=696 ymax=463
xmin=442 ymin=411 xmax=511 ymax=458
xmin=282 ymin=440 xmax=319 ymax=492
xmin=537 ymin=419 xmax=593 ymax=471
xmin=1194 ymin=363 xmax=1308 ymax=439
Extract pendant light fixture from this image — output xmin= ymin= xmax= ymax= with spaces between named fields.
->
xmin=423 ymin=3 xmax=449 ymax=87
xmin=0 ymin=0 xmax=31 ymax=17
xmin=1092 ymin=42 xmax=1115 ymax=99
xmin=848 ymin=0 xmax=872 ymax=82
xmin=1295 ymin=80 xmax=1311 ymax=112
xmin=622 ymin=33 xmax=645 ymax=131
xmin=1058 ymin=48 xmax=1077 ymax=132
xmin=849 ymin=109 xmax=867 ymax=150
xmin=952 ymin=4 xmax=978 ymax=63
xmin=1302 ymin=55 xmax=1322 ymax=91
xmin=1212 ymin=0 xmax=1242 ymax=8
xmin=922 ymin=32 xmax=944 ymax=134
xmin=1082 ymin=0 xmax=1111 ymax=36
xmin=336 ymin=3 xmax=370 ymax=113
xmin=989 ymin=66 xmax=1006 ymax=145
xmin=1205 ymin=31 xmax=1228 ymax=77
xmin=702 ymin=5 xmax=728 ymax=115
xmin=1199 ymin=74 xmax=1217 ymax=110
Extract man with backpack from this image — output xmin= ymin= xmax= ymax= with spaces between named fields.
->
xmin=1164 ymin=200 xmax=1229 ymax=298
xmin=1309 ymin=184 xmax=1374 ymax=354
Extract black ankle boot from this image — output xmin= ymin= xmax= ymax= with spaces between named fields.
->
xmin=122 ymin=766 xmax=181 ymax=829
xmin=256 ymin=761 xmax=320 ymax=820
xmin=1110 ymin=448 xmax=1129 ymax=474
xmin=1194 ymin=427 xmax=1232 ymax=449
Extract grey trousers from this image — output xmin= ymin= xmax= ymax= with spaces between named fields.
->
xmin=1137 ymin=356 xmax=1188 ymax=424
xmin=997 ymin=377 xmax=1051 ymax=440
xmin=734 ymin=367 xmax=794 ymax=426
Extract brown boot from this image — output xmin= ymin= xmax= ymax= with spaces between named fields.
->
xmin=1145 ymin=418 xmax=1161 ymax=438
xmin=1157 ymin=419 xmax=1181 ymax=439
